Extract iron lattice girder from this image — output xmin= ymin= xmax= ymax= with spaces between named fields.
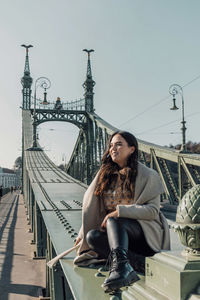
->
xmin=67 ymin=111 xmax=200 ymax=201
xmin=31 ymin=109 xmax=87 ymax=128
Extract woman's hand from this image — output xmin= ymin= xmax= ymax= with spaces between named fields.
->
xmin=74 ymin=236 xmax=81 ymax=246
xmin=101 ymin=210 xmax=119 ymax=229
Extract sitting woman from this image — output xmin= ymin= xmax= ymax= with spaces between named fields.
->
xmin=74 ymin=131 xmax=170 ymax=293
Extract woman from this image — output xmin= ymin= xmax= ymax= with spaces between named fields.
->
xmin=74 ymin=131 xmax=170 ymax=293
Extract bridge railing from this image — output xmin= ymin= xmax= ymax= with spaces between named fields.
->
xmin=66 ymin=112 xmax=200 ymax=205
xmin=30 ymin=96 xmax=85 ymax=111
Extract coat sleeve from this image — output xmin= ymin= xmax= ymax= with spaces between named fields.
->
xmin=117 ymin=195 xmax=160 ymax=220
xmin=117 ymin=170 xmax=163 ymax=220
xmin=77 ymin=170 xmax=101 ymax=240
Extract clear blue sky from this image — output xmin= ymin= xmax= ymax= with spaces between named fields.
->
xmin=0 ymin=0 xmax=200 ymax=168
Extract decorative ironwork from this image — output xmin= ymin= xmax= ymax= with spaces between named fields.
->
xmin=31 ymin=109 xmax=87 ymax=129
xmin=31 ymin=77 xmax=51 ymax=150
xmin=173 ymin=184 xmax=200 ymax=256
xmin=30 ymin=96 xmax=85 ymax=111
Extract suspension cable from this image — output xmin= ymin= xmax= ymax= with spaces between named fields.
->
xmin=137 ymin=111 xmax=200 ymax=136
xmin=119 ymin=74 xmax=200 ymax=127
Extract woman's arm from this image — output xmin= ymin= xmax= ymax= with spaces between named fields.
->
xmin=117 ymin=195 xmax=160 ymax=220
xmin=74 ymin=171 xmax=101 ymax=246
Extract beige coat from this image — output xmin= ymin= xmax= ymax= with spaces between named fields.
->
xmin=77 ymin=162 xmax=170 ymax=255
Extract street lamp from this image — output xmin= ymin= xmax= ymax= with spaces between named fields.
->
xmin=169 ymin=84 xmax=187 ymax=152
xmin=32 ymin=77 xmax=51 ymax=150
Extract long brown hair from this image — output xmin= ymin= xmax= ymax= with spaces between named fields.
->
xmin=94 ymin=131 xmax=138 ymax=198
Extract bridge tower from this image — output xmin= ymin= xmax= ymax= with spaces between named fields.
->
xmin=21 ymin=45 xmax=33 ymax=110
xmin=83 ymin=49 xmax=95 ymax=113
xmin=21 ymin=44 xmax=33 ymax=194
xmin=82 ymin=49 xmax=96 ymax=183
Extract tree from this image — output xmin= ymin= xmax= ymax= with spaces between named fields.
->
xmin=14 ymin=157 xmax=22 ymax=169
xmin=169 ymin=141 xmax=200 ymax=153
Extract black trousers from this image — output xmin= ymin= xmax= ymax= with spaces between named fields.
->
xmin=86 ymin=217 xmax=156 ymax=258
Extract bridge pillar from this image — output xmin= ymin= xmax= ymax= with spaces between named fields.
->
xmin=124 ymin=252 xmax=200 ymax=300
xmin=146 ymin=252 xmax=200 ymax=300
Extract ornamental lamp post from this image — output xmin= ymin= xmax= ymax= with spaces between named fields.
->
xmin=32 ymin=77 xmax=51 ymax=150
xmin=41 ymin=87 xmax=49 ymax=105
xmin=169 ymin=83 xmax=187 ymax=152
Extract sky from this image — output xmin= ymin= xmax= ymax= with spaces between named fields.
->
xmin=0 ymin=0 xmax=200 ymax=168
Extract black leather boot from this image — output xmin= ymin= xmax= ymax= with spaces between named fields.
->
xmin=102 ymin=247 xmax=140 ymax=293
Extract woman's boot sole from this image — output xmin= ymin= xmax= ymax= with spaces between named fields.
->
xmin=103 ymin=271 xmax=140 ymax=293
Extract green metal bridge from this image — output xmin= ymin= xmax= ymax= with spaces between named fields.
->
xmin=21 ymin=46 xmax=200 ymax=300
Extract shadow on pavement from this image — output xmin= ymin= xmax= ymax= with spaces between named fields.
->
xmin=0 ymin=194 xmax=44 ymax=300
xmin=0 ymin=283 xmax=42 ymax=299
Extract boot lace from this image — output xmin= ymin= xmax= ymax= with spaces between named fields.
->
xmin=106 ymin=248 xmax=128 ymax=273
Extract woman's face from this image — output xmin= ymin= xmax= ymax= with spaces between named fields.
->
xmin=109 ymin=134 xmax=135 ymax=168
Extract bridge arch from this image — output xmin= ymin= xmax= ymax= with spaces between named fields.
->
xmin=32 ymin=109 xmax=88 ymax=130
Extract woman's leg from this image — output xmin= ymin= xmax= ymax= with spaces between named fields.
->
xmin=111 ymin=217 xmax=155 ymax=274
xmin=103 ymin=217 xmax=141 ymax=292
xmin=106 ymin=217 xmax=129 ymax=250
xmin=108 ymin=217 xmax=156 ymax=257
xmin=86 ymin=229 xmax=110 ymax=258
xmin=86 ymin=218 xmax=155 ymax=258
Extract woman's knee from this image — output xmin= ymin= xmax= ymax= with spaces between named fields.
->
xmin=106 ymin=217 xmax=140 ymax=234
xmin=86 ymin=229 xmax=102 ymax=247
xmin=106 ymin=216 xmax=118 ymax=227
xmin=107 ymin=216 xmax=126 ymax=228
